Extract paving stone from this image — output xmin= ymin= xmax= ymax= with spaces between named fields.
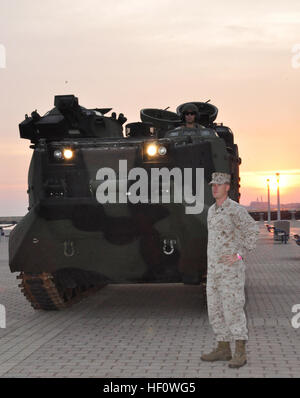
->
xmin=0 ymin=222 xmax=300 ymax=377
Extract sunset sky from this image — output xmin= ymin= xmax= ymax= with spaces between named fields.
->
xmin=1 ymin=0 xmax=300 ymax=215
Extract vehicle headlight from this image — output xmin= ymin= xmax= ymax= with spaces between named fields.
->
xmin=146 ymin=144 xmax=157 ymax=157
xmin=158 ymin=145 xmax=167 ymax=156
xmin=63 ymin=149 xmax=74 ymax=160
xmin=53 ymin=149 xmax=63 ymax=159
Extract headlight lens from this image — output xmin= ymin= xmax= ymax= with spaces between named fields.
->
xmin=53 ymin=149 xmax=63 ymax=159
xmin=146 ymin=144 xmax=157 ymax=157
xmin=158 ymin=145 xmax=167 ymax=156
xmin=63 ymin=149 xmax=74 ymax=159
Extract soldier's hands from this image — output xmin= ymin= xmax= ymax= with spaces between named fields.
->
xmin=220 ymin=254 xmax=239 ymax=266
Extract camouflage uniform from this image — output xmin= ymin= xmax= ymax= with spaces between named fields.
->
xmin=207 ymin=176 xmax=259 ymax=342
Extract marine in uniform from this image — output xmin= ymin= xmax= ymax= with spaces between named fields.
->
xmin=201 ymin=172 xmax=259 ymax=368
xmin=178 ymin=103 xmax=204 ymax=129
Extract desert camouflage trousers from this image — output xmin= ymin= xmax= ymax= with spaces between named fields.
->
xmin=206 ymin=261 xmax=248 ymax=341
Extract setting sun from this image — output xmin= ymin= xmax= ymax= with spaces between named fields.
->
xmin=265 ymin=174 xmax=289 ymax=192
xmin=241 ymin=172 xmax=292 ymax=193
xmin=239 ymin=170 xmax=300 ymax=205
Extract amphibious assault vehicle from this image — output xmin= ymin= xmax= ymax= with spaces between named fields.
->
xmin=9 ymin=95 xmax=241 ymax=310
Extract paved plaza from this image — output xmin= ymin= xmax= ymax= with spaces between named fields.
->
xmin=0 ymin=221 xmax=299 ymax=378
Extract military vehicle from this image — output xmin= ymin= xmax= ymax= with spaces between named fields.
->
xmin=9 ymin=95 xmax=241 ymax=310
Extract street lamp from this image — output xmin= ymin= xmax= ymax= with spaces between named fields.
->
xmin=276 ymin=173 xmax=280 ymax=221
xmin=267 ymin=178 xmax=271 ymax=223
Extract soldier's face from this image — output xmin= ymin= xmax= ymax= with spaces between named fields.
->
xmin=184 ymin=111 xmax=196 ymax=123
xmin=211 ymin=183 xmax=230 ymax=199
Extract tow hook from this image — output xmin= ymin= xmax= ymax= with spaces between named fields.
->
xmin=163 ymin=239 xmax=176 ymax=255
xmin=64 ymin=240 xmax=75 ymax=257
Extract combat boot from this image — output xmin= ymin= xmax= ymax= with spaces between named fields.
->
xmin=228 ymin=340 xmax=247 ymax=368
xmin=201 ymin=341 xmax=232 ymax=362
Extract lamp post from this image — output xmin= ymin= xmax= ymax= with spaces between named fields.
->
xmin=276 ymin=173 xmax=280 ymax=221
xmin=267 ymin=178 xmax=271 ymax=223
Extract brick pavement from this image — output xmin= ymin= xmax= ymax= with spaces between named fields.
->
xmin=0 ymin=221 xmax=300 ymax=378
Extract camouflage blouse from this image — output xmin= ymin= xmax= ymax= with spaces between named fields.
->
xmin=207 ymin=196 xmax=259 ymax=270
